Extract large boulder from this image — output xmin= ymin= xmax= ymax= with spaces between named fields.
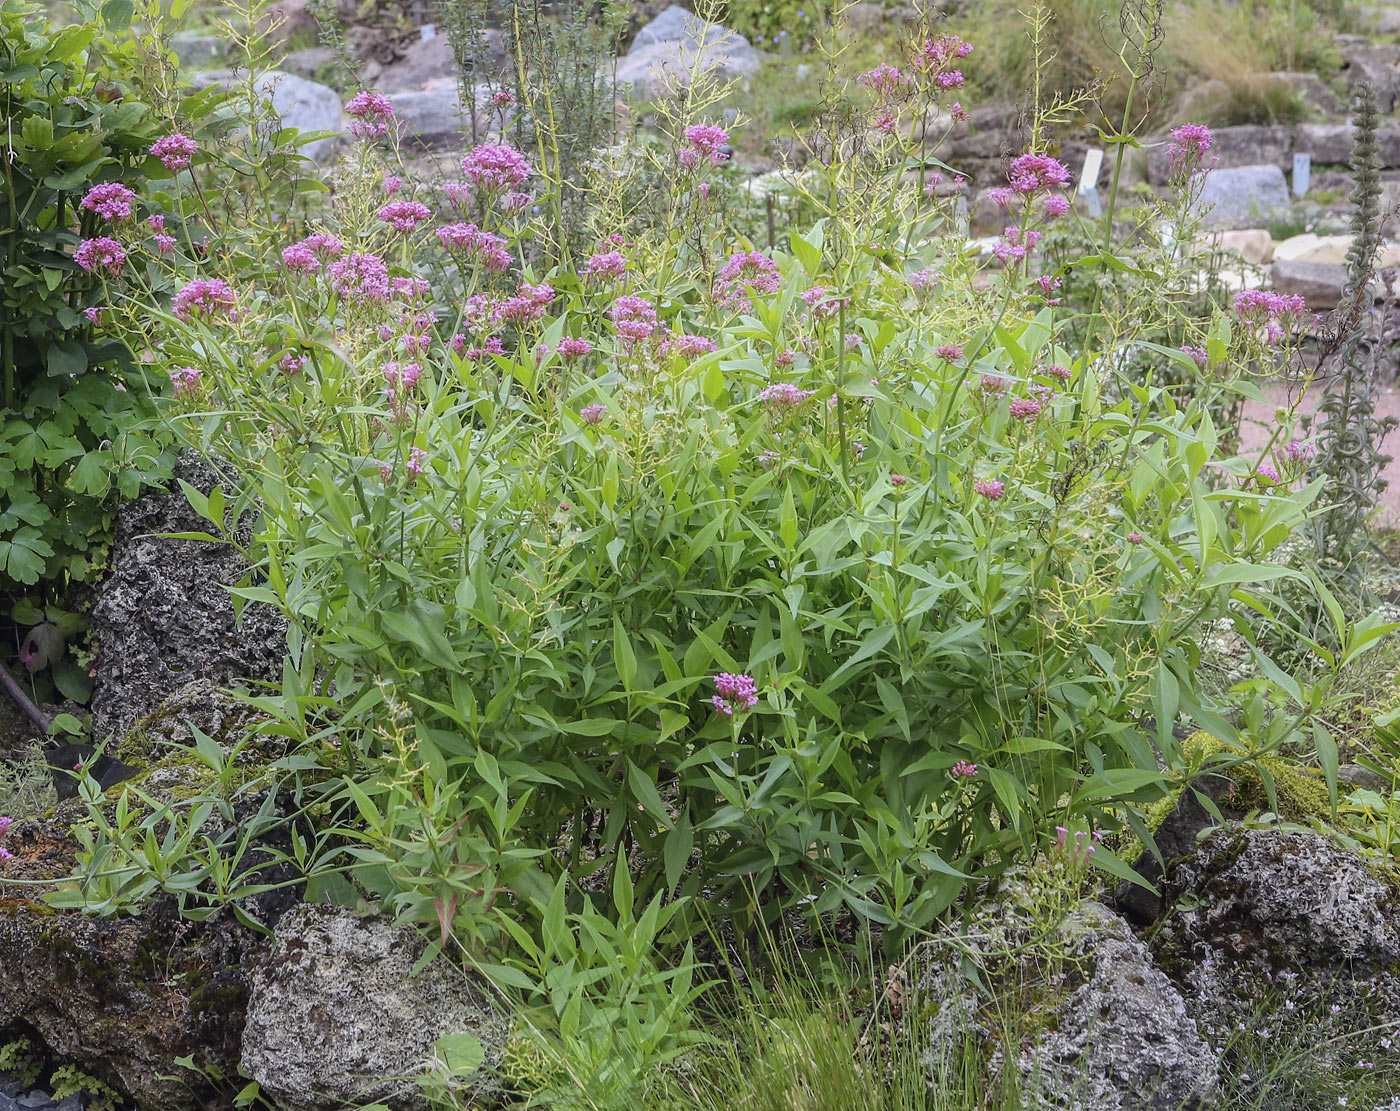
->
xmin=1148 ymin=125 xmax=1293 ymax=184
xmin=1151 ymin=825 xmax=1400 ymax=1041
xmin=920 ymin=898 xmax=1219 ymax=1111
xmin=386 ymin=85 xmax=511 ymax=150
xmin=241 ymin=905 xmax=509 ymax=1111
xmin=0 ymin=823 xmax=263 ymax=1111
xmin=376 ymin=31 xmax=511 ymax=94
xmin=189 ymin=71 xmax=342 ymax=162
xmin=88 ymin=451 xmax=286 ymax=750
xmin=1192 ymin=164 xmax=1291 ymax=229
xmin=617 ymin=7 xmax=760 ymax=99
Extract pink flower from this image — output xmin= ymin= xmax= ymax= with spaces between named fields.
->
xmin=683 ymin=124 xmax=730 ymax=166
xmin=1037 ymin=275 xmax=1063 ymax=300
xmin=936 ymin=344 xmax=963 ymax=362
xmin=845 ymin=333 xmax=863 ymax=352
xmin=858 ymin=63 xmax=911 ymax=96
xmin=1007 ymin=152 xmax=1071 ymax=195
xmin=280 ymin=353 xmax=306 ymax=373
xmin=406 ymin=447 xmax=429 ymax=479
xmin=951 ymin=760 xmax=978 ymax=778
xmin=974 ymin=479 xmax=1005 ymax=499
xmin=774 ymin=350 xmax=796 ymax=368
xmin=501 ymin=191 xmax=533 ymax=213
xmin=949 ymin=102 xmax=970 ymax=121
xmin=909 ymin=268 xmax=938 ymax=295
xmin=1126 ymin=532 xmax=1144 ymax=544
xmin=558 ymin=337 xmax=594 ymax=359
xmin=1283 ymin=440 xmax=1314 ymax=464
xmin=1041 ymin=194 xmax=1070 ymax=220
xmin=986 ymin=187 xmax=1017 ymax=211
xmin=150 ymin=132 xmax=199 ymax=171
xmin=346 ymin=91 xmax=395 ymax=138
xmin=889 ymin=473 xmax=909 ymax=487
xmin=581 ymin=404 xmax=607 ymax=425
xmin=170 ymin=365 xmax=202 ymax=397
xmin=711 ymin=672 xmax=759 ymax=715
xmin=584 ymin=251 xmax=628 ymax=281
xmin=82 ymin=306 xmax=104 ymax=325
xmin=382 ymin=175 xmax=404 ymax=195
xmin=172 ymin=278 xmax=237 ymax=321
xmin=1008 ymin=397 xmax=1042 ymax=420
xmin=1166 ymin=123 xmax=1213 ymax=173
xmin=992 ymin=226 xmax=1041 ymax=267
xmin=1181 ymin=344 xmax=1209 ymax=370
xmin=147 ymin=214 xmax=166 ymax=231
xmin=666 ymin=333 xmax=717 ymax=359
xmin=609 ymin=295 xmax=659 ymax=344
xmin=715 ymin=251 xmax=782 ymax=307
xmin=912 ymin=34 xmax=973 ymax=72
xmin=328 ymin=253 xmax=390 ymax=303
xmin=489 ymin=89 xmax=517 ymax=109
xmin=1254 ymin=463 xmax=1280 ymax=486
xmin=1234 ymin=289 xmax=1305 ymax=321
xmin=81 ymin=182 xmax=137 ymax=221
xmin=378 ymin=200 xmax=432 ymax=233
xmin=461 ymin=143 xmax=532 ymax=192
xmin=154 ymin=234 xmax=177 ymax=254
xmin=760 ymin=382 xmax=815 ymax=410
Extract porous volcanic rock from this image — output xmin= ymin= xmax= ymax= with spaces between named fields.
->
xmin=240 ymin=905 xmax=508 ymax=1111
xmin=0 ymin=823 xmax=262 ymax=1111
xmin=920 ymin=898 xmax=1219 ymax=1111
xmin=89 ymin=452 xmax=286 ymax=750
xmin=1151 ymin=825 xmax=1400 ymax=1040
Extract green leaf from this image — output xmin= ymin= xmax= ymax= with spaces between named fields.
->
xmin=432 ymin=1033 xmax=484 ymax=1079
xmin=663 ymin=817 xmax=693 ymax=889
xmin=379 ymin=599 xmax=458 ymax=671
xmin=613 ymin=614 xmax=637 ymax=689
xmin=46 ymin=339 xmax=87 ymax=377
xmin=101 ymin=0 xmax=135 ymax=29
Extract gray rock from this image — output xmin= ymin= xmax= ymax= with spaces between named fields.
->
xmin=1265 ymin=71 xmax=1343 ymax=116
xmin=15 ymin=1096 xmax=53 ymax=1111
xmin=280 ymin=46 xmax=337 ymax=80
xmin=89 ymin=451 xmax=287 ymax=749
xmin=388 ymin=84 xmax=510 ymax=150
xmin=921 ymin=899 xmax=1219 ymax=1111
xmin=838 ymin=1 xmax=917 ymax=36
xmin=0 ymin=1095 xmax=18 ymax=1111
xmin=1152 ymin=825 xmax=1400 ymax=1040
xmin=1295 ymin=121 xmax=1355 ymax=165
xmin=257 ymin=0 xmax=320 ymax=48
xmin=189 ymin=71 xmax=342 ymax=162
xmin=241 ymin=905 xmax=508 ymax=1111
xmin=377 ymin=34 xmax=458 ymax=93
xmin=619 ymin=8 xmax=759 ymax=98
xmin=1114 ymin=771 xmax=1236 ymax=925
xmin=1193 ymin=164 xmax=1291 ymax=229
xmin=1342 ymin=45 xmax=1400 ymax=113
xmin=1148 ymin=125 xmax=1292 ymax=184
xmin=1269 ymin=258 xmax=1350 ymax=310
xmin=0 ymin=887 xmax=261 ymax=1110
xmin=171 ymin=31 xmax=225 ymax=67
xmin=54 ymin=1097 xmax=82 ymax=1111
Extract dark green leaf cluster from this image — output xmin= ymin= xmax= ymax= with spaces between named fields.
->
xmin=0 ymin=0 xmax=175 ymax=588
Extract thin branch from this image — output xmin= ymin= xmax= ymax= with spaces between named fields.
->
xmin=0 ymin=661 xmax=51 ymax=734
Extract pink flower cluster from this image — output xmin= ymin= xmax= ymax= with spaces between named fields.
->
xmin=974 ymin=479 xmax=1005 ymax=500
xmin=1283 ymin=439 xmax=1314 ymax=464
xmin=581 ymin=403 xmax=607 ymax=425
xmin=662 ymin=332 xmax=716 ymax=359
xmin=859 ymin=63 xmax=910 ymax=96
xmin=951 ymin=760 xmax=978 ymax=778
xmin=406 ymin=447 xmax=428 ymax=479
xmin=461 ymin=143 xmax=531 ymax=193
xmin=347 ymin=91 xmax=395 ymax=138
xmin=760 ymin=382 xmax=815 ymax=410
xmin=0 ymin=815 xmax=13 ymax=862
xmin=496 ymin=282 xmax=555 ymax=327
xmin=681 ymin=124 xmax=730 ymax=168
xmin=912 ymin=34 xmax=973 ymax=71
xmin=1166 ymin=123 xmax=1213 ymax=173
xmin=1181 ymin=344 xmax=1209 ymax=370
xmin=715 ymin=251 xmax=782 ymax=308
xmin=609 ymin=295 xmax=659 ymax=344
xmin=584 ymin=251 xmax=628 ymax=281
xmin=558 ymin=337 xmax=594 ymax=359
xmin=908 ymin=268 xmax=938 ymax=295
xmin=711 ymin=672 xmax=759 ymax=716
xmin=437 ymin=223 xmax=512 ymax=272
xmin=170 ymin=365 xmax=202 ymax=397
xmin=1007 ymin=152 xmax=1071 ymax=195
xmin=936 ymin=344 xmax=963 ymax=362
xmin=1235 ymin=289 xmax=1307 ymax=346
xmin=378 ymin=200 xmax=432 ymax=233
xmin=992 ymin=226 xmax=1041 ymax=267
xmin=1054 ymin=826 xmax=1101 ymax=864
xmin=282 ymin=232 xmax=346 ymax=274
xmin=75 ymin=237 xmax=127 ymax=276
xmin=329 ymin=252 xmax=391 ymax=303
xmin=81 ymin=182 xmax=137 ymax=221
xmin=172 ymin=278 xmax=237 ymax=321
xmin=150 ymin=132 xmax=198 ymax=171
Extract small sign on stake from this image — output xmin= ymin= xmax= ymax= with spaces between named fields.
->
xmin=1079 ymin=148 xmax=1105 ymax=219
xmin=1293 ymin=152 xmax=1311 ymax=197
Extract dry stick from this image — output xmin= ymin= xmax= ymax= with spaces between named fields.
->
xmin=0 ymin=661 xmax=51 ymax=734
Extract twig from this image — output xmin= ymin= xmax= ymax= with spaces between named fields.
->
xmin=0 ymin=661 xmax=50 ymax=734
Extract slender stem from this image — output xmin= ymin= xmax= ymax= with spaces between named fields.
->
xmin=0 ymin=662 xmax=51 ymax=733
